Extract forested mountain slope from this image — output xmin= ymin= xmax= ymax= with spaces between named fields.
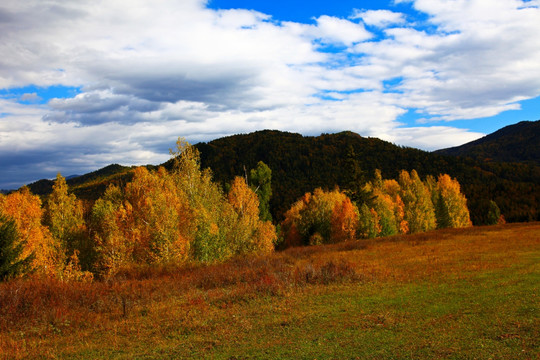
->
xmin=436 ymin=120 xmax=540 ymax=165
xmin=195 ymin=130 xmax=539 ymax=224
xmin=24 ymin=129 xmax=540 ymax=225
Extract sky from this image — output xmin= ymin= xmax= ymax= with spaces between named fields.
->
xmin=1 ymin=0 xmax=539 ymax=189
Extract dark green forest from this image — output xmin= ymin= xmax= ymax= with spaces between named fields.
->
xmin=194 ymin=130 xmax=539 ymax=224
xmin=436 ymin=120 xmax=540 ymax=164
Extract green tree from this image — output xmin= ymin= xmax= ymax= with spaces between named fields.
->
xmin=0 ymin=213 xmax=34 ymax=281
xmin=344 ymin=145 xmax=372 ymax=206
xmin=170 ymin=138 xmax=234 ymax=262
xmin=486 ymin=200 xmax=504 ymax=225
xmin=249 ymin=161 xmax=273 ymax=222
xmin=370 ymin=171 xmax=398 ymax=237
xmin=357 ymin=203 xmax=380 ymax=239
xmin=91 ymin=185 xmax=132 ymax=277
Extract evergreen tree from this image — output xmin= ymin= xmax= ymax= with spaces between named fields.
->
xmin=486 ymin=200 xmax=504 ymax=225
xmin=0 ymin=213 xmax=34 ymax=281
xmin=344 ymin=145 xmax=373 ymax=207
xmin=249 ymin=161 xmax=273 ymax=222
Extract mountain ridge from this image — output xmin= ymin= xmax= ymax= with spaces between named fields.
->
xmin=23 ymin=123 xmax=540 ymax=225
xmin=435 ymin=120 xmax=540 ymax=164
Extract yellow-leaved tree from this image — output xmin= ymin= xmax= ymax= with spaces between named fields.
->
xmin=433 ymin=174 xmax=472 ymax=229
xmin=45 ymin=173 xmax=93 ymax=277
xmin=92 ymin=167 xmax=193 ymax=277
xmin=398 ymin=170 xmax=436 ymax=233
xmin=227 ymin=176 xmax=276 ymax=255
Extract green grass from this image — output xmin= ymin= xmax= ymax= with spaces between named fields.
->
xmin=1 ymin=223 xmax=539 ymax=359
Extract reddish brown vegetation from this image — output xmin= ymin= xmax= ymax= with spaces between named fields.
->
xmin=1 ymin=223 xmax=537 ymax=343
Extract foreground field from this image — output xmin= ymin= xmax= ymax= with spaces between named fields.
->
xmin=1 ymin=223 xmax=539 ymax=359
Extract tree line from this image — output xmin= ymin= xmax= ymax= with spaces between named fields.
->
xmin=196 ymin=130 xmax=539 ymax=224
xmin=1 ymin=139 xmax=482 ymax=281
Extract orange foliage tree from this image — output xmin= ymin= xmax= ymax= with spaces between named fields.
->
xmin=92 ymin=167 xmax=193 ymax=276
xmin=123 ymin=167 xmax=192 ymax=263
xmin=0 ymin=187 xmax=61 ymax=276
xmin=281 ymin=188 xmax=358 ymax=246
xmin=92 ymin=138 xmax=278 ymax=273
xmin=330 ymin=197 xmax=359 ymax=243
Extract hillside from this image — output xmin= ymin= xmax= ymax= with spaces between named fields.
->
xmin=24 ymin=128 xmax=540 ymax=225
xmin=194 ymin=130 xmax=540 ymax=224
xmin=436 ymin=120 xmax=540 ymax=164
xmin=27 ymin=164 xmax=133 ymax=199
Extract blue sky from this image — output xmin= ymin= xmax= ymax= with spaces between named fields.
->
xmin=1 ymin=0 xmax=539 ymax=189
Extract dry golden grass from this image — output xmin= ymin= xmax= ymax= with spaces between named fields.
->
xmin=0 ymin=222 xmax=538 ymax=359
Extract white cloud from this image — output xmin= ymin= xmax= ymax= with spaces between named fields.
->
xmin=351 ymin=9 xmax=406 ymax=27
xmin=385 ymin=126 xmax=484 ymax=151
xmin=1 ymin=0 xmax=540 ymax=187
xmin=313 ymin=16 xmax=372 ymax=45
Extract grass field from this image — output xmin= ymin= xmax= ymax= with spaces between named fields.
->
xmin=1 ymin=223 xmax=539 ymax=359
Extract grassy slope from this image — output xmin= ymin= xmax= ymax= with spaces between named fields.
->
xmin=1 ymin=223 xmax=539 ymax=359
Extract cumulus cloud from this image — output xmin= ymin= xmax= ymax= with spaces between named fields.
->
xmin=313 ymin=16 xmax=372 ymax=45
xmin=352 ymin=1 xmax=540 ymax=121
xmin=351 ymin=9 xmax=406 ymax=27
xmin=1 ymin=0 xmax=540 ymax=188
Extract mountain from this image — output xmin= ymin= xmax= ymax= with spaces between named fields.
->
xmin=436 ymin=120 xmax=540 ymax=164
xmin=194 ymin=130 xmax=539 ymax=224
xmin=27 ymin=164 xmax=132 ymax=198
xmin=22 ymin=128 xmax=540 ymax=225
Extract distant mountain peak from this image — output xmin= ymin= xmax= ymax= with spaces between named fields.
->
xmin=435 ymin=120 xmax=540 ymax=164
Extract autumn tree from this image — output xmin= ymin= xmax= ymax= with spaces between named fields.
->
xmin=91 ymin=166 xmax=194 ymax=276
xmin=434 ymin=174 xmax=472 ymax=228
xmin=399 ymin=170 xmax=436 ymax=233
xmin=383 ymin=179 xmax=408 ymax=234
xmin=45 ymin=173 xmax=90 ymax=269
xmin=330 ymin=197 xmax=358 ymax=243
xmin=0 ymin=213 xmax=34 ymax=280
xmin=123 ymin=167 xmax=192 ymax=263
xmin=228 ymin=176 xmax=275 ymax=255
xmin=91 ymin=185 xmax=132 ymax=277
xmin=281 ymin=195 xmax=307 ymax=248
xmin=0 ymin=187 xmax=60 ymax=276
xmin=170 ymin=138 xmax=237 ymax=262
xmin=281 ymin=188 xmax=358 ymax=246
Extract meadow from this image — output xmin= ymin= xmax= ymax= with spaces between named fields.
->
xmin=1 ymin=222 xmax=538 ymax=359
